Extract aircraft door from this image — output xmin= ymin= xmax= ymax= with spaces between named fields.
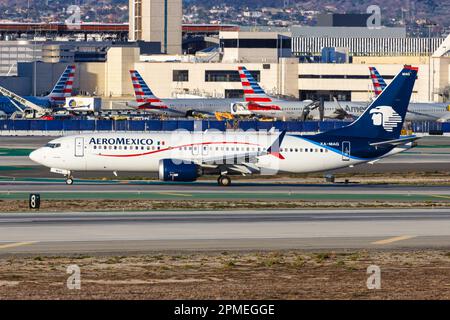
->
xmin=75 ymin=137 xmax=84 ymax=157
xmin=342 ymin=141 xmax=350 ymax=161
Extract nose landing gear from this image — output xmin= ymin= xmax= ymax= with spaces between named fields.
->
xmin=65 ymin=171 xmax=74 ymax=185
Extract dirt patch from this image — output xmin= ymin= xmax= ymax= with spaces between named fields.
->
xmin=0 ymin=250 xmax=449 ymax=299
xmin=0 ymin=199 xmax=450 ymax=212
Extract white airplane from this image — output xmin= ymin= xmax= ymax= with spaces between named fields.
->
xmin=236 ymin=66 xmax=362 ymax=121
xmin=30 ymin=66 xmax=419 ymax=186
xmin=238 ymin=66 xmax=450 ymax=122
xmin=128 ymin=70 xmax=240 ymax=118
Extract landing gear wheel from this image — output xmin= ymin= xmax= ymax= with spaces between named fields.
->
xmin=217 ymin=175 xmax=231 ymax=187
xmin=66 ymin=178 xmax=74 ymax=185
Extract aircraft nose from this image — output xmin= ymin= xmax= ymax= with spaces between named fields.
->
xmin=29 ymin=148 xmax=44 ymax=164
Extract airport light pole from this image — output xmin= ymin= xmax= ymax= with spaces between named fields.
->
xmin=426 ymin=23 xmax=436 ymax=102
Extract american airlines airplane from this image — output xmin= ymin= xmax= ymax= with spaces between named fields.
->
xmin=236 ymin=66 xmax=363 ymax=121
xmin=30 ymin=66 xmax=419 ymax=186
xmin=369 ymin=66 xmax=450 ymax=122
xmin=129 ymin=70 xmax=241 ymax=118
xmin=0 ymin=65 xmax=76 ymax=109
xmin=237 ymin=66 xmax=450 ymax=122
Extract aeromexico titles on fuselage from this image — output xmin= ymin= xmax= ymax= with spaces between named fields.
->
xmin=88 ymin=137 xmax=160 ymax=147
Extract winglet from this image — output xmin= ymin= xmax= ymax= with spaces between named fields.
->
xmin=267 ymin=130 xmax=286 ymax=159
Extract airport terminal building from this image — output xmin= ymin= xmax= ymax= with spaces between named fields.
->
xmin=0 ymin=2 xmax=449 ymax=107
xmin=15 ymin=30 xmax=448 ymax=106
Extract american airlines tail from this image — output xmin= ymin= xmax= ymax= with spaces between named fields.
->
xmin=129 ymin=70 xmax=167 ymax=109
xmin=47 ymin=65 xmax=76 ymax=103
xmin=237 ymin=66 xmax=272 ymax=103
xmin=369 ymin=66 xmax=388 ymax=97
xmin=322 ymin=65 xmax=418 ymax=140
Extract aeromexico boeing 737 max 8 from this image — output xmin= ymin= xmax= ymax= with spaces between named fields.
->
xmin=30 ymin=66 xmax=419 ymax=186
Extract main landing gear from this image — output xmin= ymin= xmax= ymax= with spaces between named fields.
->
xmin=217 ymin=175 xmax=231 ymax=186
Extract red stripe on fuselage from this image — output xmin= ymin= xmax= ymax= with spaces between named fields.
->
xmin=97 ymin=141 xmax=266 ymax=158
xmin=247 ymin=104 xmax=281 ymax=111
xmin=245 ymin=97 xmax=273 ymax=103
xmin=138 ymin=104 xmax=168 ymax=110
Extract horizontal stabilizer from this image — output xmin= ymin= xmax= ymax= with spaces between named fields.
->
xmin=369 ymin=136 xmax=420 ymax=147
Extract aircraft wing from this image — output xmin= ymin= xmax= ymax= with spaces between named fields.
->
xmin=191 ymin=151 xmax=262 ymax=175
xmin=190 ymin=131 xmax=287 ymax=175
xmin=370 ymin=136 xmax=420 ymax=147
xmin=437 ymin=114 xmax=450 ymax=122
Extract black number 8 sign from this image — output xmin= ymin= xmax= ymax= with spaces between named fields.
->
xmin=29 ymin=194 xmax=41 ymax=210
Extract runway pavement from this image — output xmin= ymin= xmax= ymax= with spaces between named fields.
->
xmin=0 ymin=180 xmax=450 ymax=202
xmin=0 ymin=208 xmax=450 ymax=255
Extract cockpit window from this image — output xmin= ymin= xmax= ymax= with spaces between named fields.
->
xmin=45 ymin=143 xmax=61 ymax=148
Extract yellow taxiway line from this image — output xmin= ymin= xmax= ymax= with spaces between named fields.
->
xmin=0 ymin=241 xmax=39 ymax=250
xmin=372 ymin=235 xmax=416 ymax=245
xmin=157 ymin=192 xmax=192 ymax=197
xmin=430 ymin=194 xmax=450 ymax=200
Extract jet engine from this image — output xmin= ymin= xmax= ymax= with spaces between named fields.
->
xmin=158 ymin=159 xmax=201 ymax=182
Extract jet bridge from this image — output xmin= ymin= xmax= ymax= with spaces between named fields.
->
xmin=0 ymin=85 xmax=48 ymax=114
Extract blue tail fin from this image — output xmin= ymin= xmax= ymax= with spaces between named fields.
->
xmin=323 ymin=65 xmax=417 ymax=140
